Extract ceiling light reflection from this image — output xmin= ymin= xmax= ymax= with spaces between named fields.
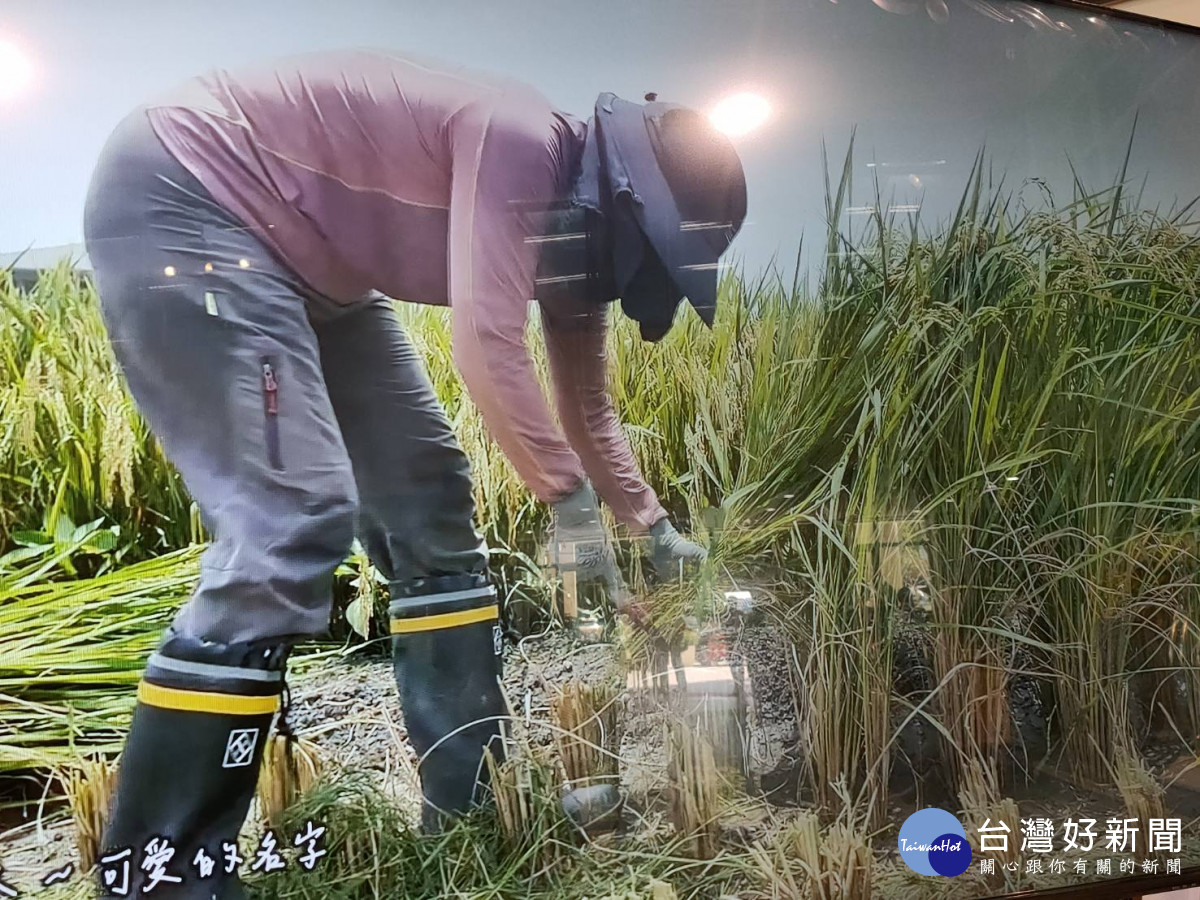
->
xmin=709 ymin=92 xmax=771 ymax=137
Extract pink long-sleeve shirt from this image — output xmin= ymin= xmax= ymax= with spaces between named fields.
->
xmin=145 ymin=48 xmax=667 ymax=531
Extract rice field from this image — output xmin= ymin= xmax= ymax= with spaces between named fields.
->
xmin=2 ymin=149 xmax=1199 ymax=896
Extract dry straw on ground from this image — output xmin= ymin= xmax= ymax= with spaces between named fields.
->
xmin=748 ymin=810 xmax=873 ymax=900
xmin=57 ymin=753 xmax=117 ymax=872
xmin=256 ymin=733 xmax=326 ymax=830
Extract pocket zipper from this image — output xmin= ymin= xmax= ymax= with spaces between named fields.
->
xmin=261 ymin=360 xmax=283 ymax=470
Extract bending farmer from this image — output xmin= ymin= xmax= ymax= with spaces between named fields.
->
xmin=83 ymin=48 xmax=746 ymax=898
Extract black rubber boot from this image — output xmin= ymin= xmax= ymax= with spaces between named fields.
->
xmin=98 ymin=630 xmax=290 ymax=899
xmin=389 ymin=573 xmax=507 ymax=832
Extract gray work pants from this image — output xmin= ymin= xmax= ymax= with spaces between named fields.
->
xmin=83 ymin=108 xmax=487 ymax=644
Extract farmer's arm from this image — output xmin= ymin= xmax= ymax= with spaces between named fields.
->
xmin=447 ymin=93 xmax=588 ymax=505
xmin=539 ymin=299 xmax=668 ymax=532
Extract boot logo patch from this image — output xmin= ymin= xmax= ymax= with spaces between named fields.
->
xmin=492 ymin=625 xmax=503 ymax=656
xmin=222 ymin=728 xmax=260 ymax=768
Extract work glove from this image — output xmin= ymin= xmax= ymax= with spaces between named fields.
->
xmin=550 ymin=481 xmax=628 ymax=605
xmin=648 ymin=518 xmax=708 ymax=582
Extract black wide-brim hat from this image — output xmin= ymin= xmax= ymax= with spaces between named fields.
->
xmin=572 ymin=92 xmax=749 ymax=341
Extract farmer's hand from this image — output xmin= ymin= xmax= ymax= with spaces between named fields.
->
xmin=648 ymin=518 xmax=708 ymax=582
xmin=550 ymin=481 xmax=628 ymax=604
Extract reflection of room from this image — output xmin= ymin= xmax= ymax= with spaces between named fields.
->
xmin=1112 ymin=0 xmax=1200 ymax=27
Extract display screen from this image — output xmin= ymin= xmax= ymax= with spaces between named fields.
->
xmin=1 ymin=2 xmax=1198 ymax=898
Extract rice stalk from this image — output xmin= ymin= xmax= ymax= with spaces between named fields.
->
xmin=958 ymin=758 xmax=1021 ymax=876
xmin=551 ymin=681 xmax=621 ymax=785
xmin=2 ymin=136 xmax=1198 ymax=851
xmin=57 ymin=752 xmax=117 ymax=872
xmin=483 ymin=742 xmax=572 ymax=869
xmin=1111 ymin=746 xmax=1167 ymax=858
xmin=0 ymin=546 xmax=201 ymax=771
xmin=748 ymin=810 xmax=873 ymax=900
xmin=256 ymin=733 xmax=326 ymax=830
xmin=665 ymin=721 xmax=721 ymax=860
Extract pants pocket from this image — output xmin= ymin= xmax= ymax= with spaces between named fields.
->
xmin=260 ymin=357 xmax=283 ymax=471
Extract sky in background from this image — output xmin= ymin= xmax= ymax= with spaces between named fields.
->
xmin=2 ymin=0 xmax=1199 ymax=280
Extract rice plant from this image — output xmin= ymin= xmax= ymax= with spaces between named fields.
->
xmin=253 ymin=765 xmax=748 ymax=899
xmin=747 ymin=810 xmax=873 ymax=900
xmin=0 ymin=544 xmax=201 ymax=771
xmin=0 ymin=266 xmax=194 ymax=556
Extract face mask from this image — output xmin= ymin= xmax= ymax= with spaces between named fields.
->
xmin=532 ymin=201 xmax=681 ymax=343
xmin=620 ymin=233 xmax=683 ymax=343
xmin=532 ymin=204 xmax=617 ymax=308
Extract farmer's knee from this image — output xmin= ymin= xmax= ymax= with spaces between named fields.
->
xmin=324 ymin=493 xmax=360 ymax=561
xmin=178 ymin=484 xmax=361 ymax=645
xmin=297 ymin=481 xmax=360 ymax=565
xmin=254 ymin=475 xmax=360 ymax=593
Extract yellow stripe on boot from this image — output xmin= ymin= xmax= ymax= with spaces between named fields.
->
xmin=390 ymin=604 xmax=499 ymax=635
xmin=137 ymin=681 xmax=281 ymax=715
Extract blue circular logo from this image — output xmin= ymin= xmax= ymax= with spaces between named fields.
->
xmin=898 ymin=808 xmax=972 ymax=877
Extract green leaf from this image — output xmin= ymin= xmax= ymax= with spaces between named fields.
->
xmin=0 ymin=544 xmax=53 ymax=570
xmin=81 ymin=530 xmax=118 ymax=553
xmin=11 ymin=531 xmax=51 ymax=547
xmin=53 ymin=512 xmax=78 ymax=546
xmin=344 ymin=595 xmax=372 ymax=640
xmin=71 ymin=517 xmax=106 ymax=544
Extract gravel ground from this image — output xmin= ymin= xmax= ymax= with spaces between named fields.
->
xmin=283 ymin=628 xmax=637 ymax=815
xmin=0 ymin=816 xmax=76 ymax=892
xmin=288 ymin=653 xmax=411 ymax=774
